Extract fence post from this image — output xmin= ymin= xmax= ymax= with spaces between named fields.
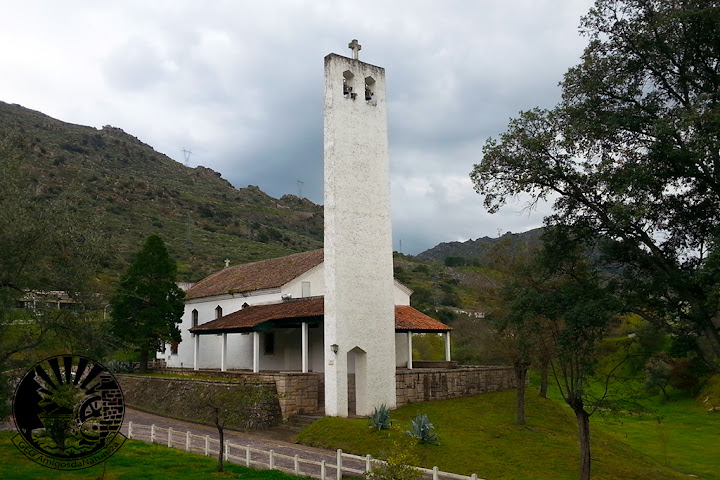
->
xmin=366 ymin=454 xmax=372 ymax=478
xmin=269 ymin=449 xmax=275 ymax=470
xmin=246 ymin=446 xmax=251 ymax=467
xmin=294 ymin=454 xmax=300 ymax=475
xmin=168 ymin=427 xmax=173 ymax=447
xmin=186 ymin=431 xmax=191 ymax=452
xmin=150 ymin=424 xmax=155 ymax=443
xmin=336 ymin=449 xmax=343 ymax=480
xmin=128 ymin=421 xmax=133 ymax=439
xmin=205 ymin=435 xmax=209 ymax=456
xmin=321 ymin=460 xmax=326 ymax=480
xmin=433 ymin=466 xmax=439 ymax=480
xmin=224 ymin=441 xmax=228 ymax=461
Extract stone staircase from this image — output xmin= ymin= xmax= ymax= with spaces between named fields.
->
xmin=285 ymin=414 xmax=323 ymax=432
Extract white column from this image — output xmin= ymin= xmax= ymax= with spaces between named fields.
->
xmin=301 ymin=322 xmax=309 ymax=373
xmin=193 ymin=334 xmax=199 ymax=371
xmin=221 ymin=333 xmax=227 ymax=372
xmin=407 ymin=332 xmax=413 ymax=369
xmin=252 ymin=331 xmax=260 ymax=373
xmin=445 ymin=332 xmax=452 ymax=361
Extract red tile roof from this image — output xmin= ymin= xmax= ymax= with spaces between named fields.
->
xmin=394 ymin=306 xmax=453 ymax=332
xmin=185 ymin=249 xmax=324 ymax=300
xmin=189 ymin=297 xmax=452 ymax=334
xmin=190 ymin=297 xmax=325 ymax=333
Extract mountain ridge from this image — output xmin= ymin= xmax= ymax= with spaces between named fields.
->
xmin=0 ymin=100 xmax=324 ymax=282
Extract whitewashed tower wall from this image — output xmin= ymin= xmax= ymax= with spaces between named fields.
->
xmin=323 ymin=46 xmax=396 ymax=417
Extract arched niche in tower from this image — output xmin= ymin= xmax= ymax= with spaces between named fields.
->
xmin=343 ymin=70 xmax=357 ymax=100
xmin=364 ymin=76 xmax=377 ymax=105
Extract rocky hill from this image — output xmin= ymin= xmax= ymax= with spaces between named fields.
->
xmin=416 ymin=228 xmax=544 ymax=264
xmin=0 ymin=101 xmax=324 ymax=282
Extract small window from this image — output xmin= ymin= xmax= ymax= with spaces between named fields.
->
xmin=215 ymin=306 xmax=223 ymax=319
xmin=192 ymin=309 xmax=199 ymax=328
xmin=264 ymin=332 xmax=275 ymax=356
xmin=170 ymin=341 xmax=179 ymax=355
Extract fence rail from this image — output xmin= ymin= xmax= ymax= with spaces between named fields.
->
xmin=125 ymin=421 xmax=483 ymax=480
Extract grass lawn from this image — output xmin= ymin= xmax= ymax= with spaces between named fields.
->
xmin=531 ymin=372 xmax=720 ymax=480
xmin=297 ymin=391 xmax=695 ymax=480
xmin=0 ymin=431 xmax=304 ymax=480
xmin=582 ymin=393 xmax=720 ymax=480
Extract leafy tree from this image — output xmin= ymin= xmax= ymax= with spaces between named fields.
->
xmin=644 ymin=353 xmax=673 ymax=399
xmin=0 ymin=135 xmax=107 ymax=420
xmin=110 ymin=235 xmax=185 ymax=372
xmin=480 ymin=237 xmax=555 ymax=423
xmin=471 ymin=0 xmax=720 ymax=372
xmin=506 ymin=232 xmax=628 ymax=480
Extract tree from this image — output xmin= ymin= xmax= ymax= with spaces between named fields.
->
xmin=0 ymin=135 xmax=108 ymax=420
xmin=471 ymin=0 xmax=720 ymax=372
xmin=188 ymin=383 xmax=279 ymax=472
xmin=505 ymin=231 xmax=631 ymax=480
xmin=481 ymin=237 xmax=555 ymax=424
xmin=110 ymin=235 xmax=185 ymax=372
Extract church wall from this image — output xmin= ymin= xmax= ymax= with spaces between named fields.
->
xmin=281 ymin=264 xmax=325 ymax=299
xmin=393 ymin=286 xmax=410 ymax=306
xmin=395 ymin=332 xmax=410 ymax=367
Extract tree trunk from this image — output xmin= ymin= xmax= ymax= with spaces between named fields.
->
xmin=138 ymin=348 xmax=148 ymax=373
xmin=539 ymin=359 xmax=549 ymax=398
xmin=515 ymin=363 xmax=528 ymax=425
xmin=575 ymin=408 xmax=591 ymax=480
xmin=217 ymin=425 xmax=224 ymax=472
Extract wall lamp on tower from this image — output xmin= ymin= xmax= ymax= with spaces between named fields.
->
xmin=330 ymin=344 xmax=339 ymax=354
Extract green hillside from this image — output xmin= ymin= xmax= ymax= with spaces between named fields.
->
xmin=0 ymin=101 xmax=323 ymax=282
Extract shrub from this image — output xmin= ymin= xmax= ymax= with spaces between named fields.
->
xmin=367 ymin=434 xmax=421 ymax=480
xmin=406 ymin=413 xmax=440 ymax=445
xmin=368 ymin=404 xmax=393 ymax=431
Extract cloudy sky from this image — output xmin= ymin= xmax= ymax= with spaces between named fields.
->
xmin=0 ymin=0 xmax=595 ymax=255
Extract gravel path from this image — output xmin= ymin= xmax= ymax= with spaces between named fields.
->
xmin=120 ymin=408 xmax=368 ymax=478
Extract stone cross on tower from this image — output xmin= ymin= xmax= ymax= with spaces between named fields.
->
xmin=348 ymin=39 xmax=361 ymax=60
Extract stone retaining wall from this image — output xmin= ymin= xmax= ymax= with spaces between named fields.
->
xmin=119 ymin=366 xmax=517 ymax=422
xmin=396 ymin=366 xmax=516 ymax=406
xmin=116 ymin=374 xmax=283 ymax=429
xmin=119 ymin=370 xmax=324 ymax=420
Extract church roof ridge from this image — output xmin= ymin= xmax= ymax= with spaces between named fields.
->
xmin=185 ymin=249 xmax=323 ymax=300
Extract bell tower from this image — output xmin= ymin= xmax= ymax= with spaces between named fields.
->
xmin=323 ymin=40 xmax=396 ymax=417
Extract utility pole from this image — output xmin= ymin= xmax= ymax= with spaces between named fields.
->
xmin=182 ymin=147 xmax=193 ymax=167
xmin=297 ymin=180 xmax=304 ymax=199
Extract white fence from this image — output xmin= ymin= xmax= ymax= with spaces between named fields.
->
xmin=125 ymin=421 xmax=484 ymax=480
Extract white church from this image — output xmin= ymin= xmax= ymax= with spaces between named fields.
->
xmin=160 ymin=41 xmax=453 ymax=418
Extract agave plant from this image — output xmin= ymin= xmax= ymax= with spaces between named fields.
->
xmin=368 ymin=404 xmax=393 ymax=431
xmin=406 ymin=413 xmax=439 ymax=445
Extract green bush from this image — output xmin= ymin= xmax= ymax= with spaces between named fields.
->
xmin=368 ymin=434 xmax=421 ymax=480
